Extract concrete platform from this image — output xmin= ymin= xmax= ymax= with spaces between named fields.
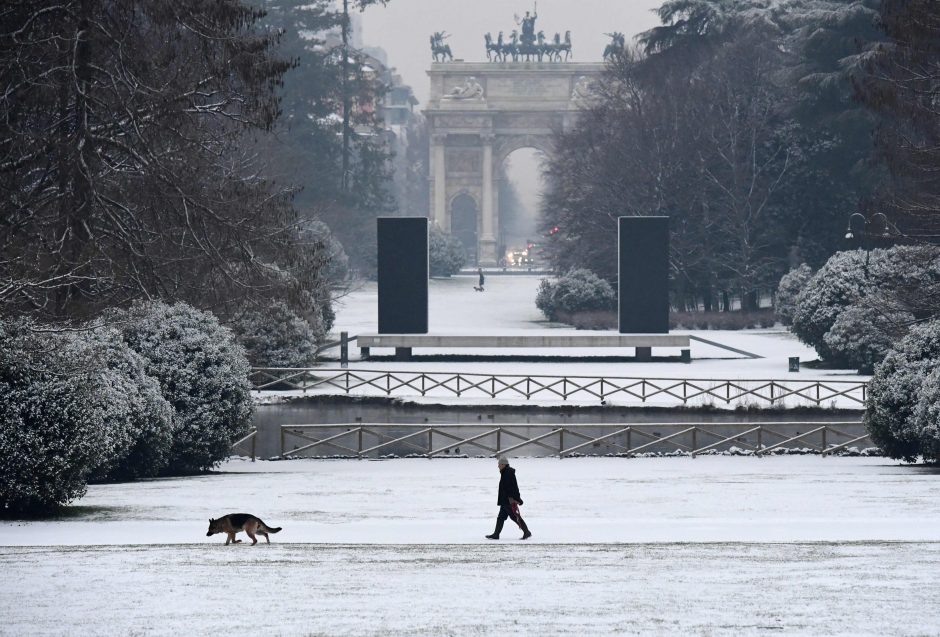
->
xmin=357 ymin=333 xmax=691 ymax=361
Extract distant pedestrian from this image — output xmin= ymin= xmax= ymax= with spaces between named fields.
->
xmin=477 ymin=267 xmax=485 ymax=292
xmin=485 ymin=456 xmax=532 ymax=540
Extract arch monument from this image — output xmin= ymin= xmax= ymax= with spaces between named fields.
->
xmin=426 ymin=61 xmax=604 ymax=265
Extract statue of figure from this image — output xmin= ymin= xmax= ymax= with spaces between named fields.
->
xmin=443 ymin=76 xmax=485 ymax=100
xmin=431 ymin=31 xmax=454 ymax=62
xmin=603 ymin=31 xmax=625 ymax=60
xmin=571 ymin=75 xmax=594 ymax=101
xmin=520 ymin=10 xmax=537 ymax=45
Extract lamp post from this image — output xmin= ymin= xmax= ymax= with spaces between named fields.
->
xmin=845 ymin=212 xmax=890 ymax=276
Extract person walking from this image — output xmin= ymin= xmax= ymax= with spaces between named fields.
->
xmin=485 ymin=456 xmax=532 ymax=540
xmin=477 ymin=267 xmax=485 ymax=292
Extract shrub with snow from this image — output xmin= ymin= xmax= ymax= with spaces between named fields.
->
xmin=66 ymin=328 xmax=174 ymax=482
xmin=116 ymin=301 xmax=253 ymax=474
xmin=865 ymin=320 xmax=940 ymax=462
xmin=429 ymin=228 xmax=466 ymax=277
xmin=775 ymin=264 xmax=813 ymax=325
xmin=792 ymin=246 xmax=940 ymax=365
xmin=232 ymin=301 xmax=319 ymax=368
xmin=791 ymin=250 xmax=867 ymax=362
xmin=0 ymin=321 xmax=103 ymax=514
xmin=823 ymin=305 xmax=913 ymax=374
xmin=536 ymin=269 xmax=616 ymax=321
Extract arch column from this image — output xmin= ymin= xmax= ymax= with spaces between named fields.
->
xmin=480 ymin=133 xmax=497 ymax=266
xmin=430 ymin=133 xmax=448 ymax=231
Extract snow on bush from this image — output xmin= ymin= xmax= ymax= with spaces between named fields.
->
xmin=429 ymin=228 xmax=466 ymax=277
xmin=232 ymin=301 xmax=319 ymax=368
xmin=536 ymin=269 xmax=616 ymax=321
xmin=792 ymin=246 xmax=940 ymax=365
xmin=823 ymin=305 xmax=913 ymax=374
xmin=775 ymin=264 xmax=813 ymax=325
xmin=865 ymin=320 xmax=940 ymax=462
xmin=0 ymin=320 xmax=103 ymax=514
xmin=791 ymin=250 xmax=867 ymax=362
xmin=66 ymin=328 xmax=174 ymax=482
xmin=115 ymin=301 xmax=253 ymax=474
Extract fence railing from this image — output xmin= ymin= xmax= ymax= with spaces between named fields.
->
xmin=278 ymin=422 xmax=872 ymax=459
xmin=251 ymin=368 xmax=869 ymax=407
xmin=230 ymin=428 xmax=257 ymax=461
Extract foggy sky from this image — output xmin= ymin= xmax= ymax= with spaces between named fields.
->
xmin=360 ymin=0 xmax=664 ymax=106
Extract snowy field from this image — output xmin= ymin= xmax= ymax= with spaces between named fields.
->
xmin=4 ymin=456 xmax=940 ymax=635
xmin=263 ymin=276 xmax=872 ymax=409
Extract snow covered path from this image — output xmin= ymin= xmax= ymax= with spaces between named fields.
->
xmin=4 ymin=457 xmax=940 ymax=634
xmin=4 ymin=541 xmax=938 ymax=636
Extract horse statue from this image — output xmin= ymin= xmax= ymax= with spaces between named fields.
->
xmin=430 ymin=31 xmax=454 ymax=62
xmin=506 ymin=30 xmax=520 ymax=62
xmin=560 ymin=30 xmax=572 ymax=61
xmin=603 ymin=32 xmax=625 ymax=60
xmin=536 ymin=30 xmax=547 ymax=62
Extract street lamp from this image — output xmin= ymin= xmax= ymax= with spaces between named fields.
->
xmin=845 ymin=212 xmax=892 ymax=278
xmin=845 ymin=212 xmax=890 ymax=242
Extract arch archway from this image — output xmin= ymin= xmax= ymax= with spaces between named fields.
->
xmin=499 ymin=147 xmax=546 ymax=267
xmin=450 ymin=192 xmax=479 ymax=265
xmin=427 ymin=61 xmax=604 ymax=265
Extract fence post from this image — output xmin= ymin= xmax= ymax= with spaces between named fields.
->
xmin=358 ymin=427 xmax=363 ymax=459
xmin=428 ymin=428 xmax=433 ymax=457
xmin=280 ymin=427 xmax=285 ymax=457
xmin=559 ymin=429 xmax=564 ymax=456
xmin=691 ymin=427 xmax=697 ymax=456
xmin=251 ymin=434 xmax=256 ymax=462
xmin=340 ymin=331 xmax=348 ymax=368
xmin=496 ymin=428 xmax=501 ymax=454
xmin=822 ymin=427 xmax=827 ymax=455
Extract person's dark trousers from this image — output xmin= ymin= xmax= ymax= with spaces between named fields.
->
xmin=487 ymin=504 xmax=531 ymax=539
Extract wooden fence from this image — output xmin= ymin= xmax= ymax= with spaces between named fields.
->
xmin=251 ymin=368 xmax=868 ymax=407
xmin=278 ymin=422 xmax=872 ymax=459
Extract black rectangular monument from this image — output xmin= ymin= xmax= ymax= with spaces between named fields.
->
xmin=377 ymin=217 xmax=428 ymax=334
xmin=619 ymin=216 xmax=669 ymax=334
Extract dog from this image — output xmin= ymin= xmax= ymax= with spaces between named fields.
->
xmin=206 ymin=513 xmax=282 ymax=545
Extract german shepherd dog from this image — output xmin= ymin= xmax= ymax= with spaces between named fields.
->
xmin=206 ymin=513 xmax=282 ymax=545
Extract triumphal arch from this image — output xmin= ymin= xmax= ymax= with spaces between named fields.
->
xmin=426 ymin=54 xmax=603 ymax=265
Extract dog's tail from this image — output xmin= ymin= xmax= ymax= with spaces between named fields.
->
xmin=258 ymin=518 xmax=282 ymax=533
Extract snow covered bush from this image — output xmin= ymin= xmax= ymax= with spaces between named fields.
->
xmin=865 ymin=320 xmax=940 ymax=462
xmin=429 ymin=228 xmax=466 ymax=277
xmin=0 ymin=321 xmax=103 ymax=514
xmin=775 ymin=264 xmax=813 ymax=325
xmin=536 ymin=269 xmax=617 ymax=321
xmin=232 ymin=301 xmax=319 ymax=368
xmin=792 ymin=246 xmax=940 ymax=365
xmin=823 ymin=305 xmax=913 ymax=374
xmin=65 ymin=328 xmax=174 ymax=482
xmin=791 ymin=250 xmax=867 ymax=362
xmin=115 ymin=301 xmax=253 ymax=474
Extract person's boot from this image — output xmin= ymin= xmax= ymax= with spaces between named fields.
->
xmin=519 ymin=518 xmax=532 ymax=540
xmin=485 ymin=518 xmax=504 ymax=540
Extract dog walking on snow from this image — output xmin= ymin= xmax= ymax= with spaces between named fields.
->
xmin=206 ymin=513 xmax=282 ymax=545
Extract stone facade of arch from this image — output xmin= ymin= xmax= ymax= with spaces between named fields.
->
xmin=426 ymin=62 xmax=604 ymax=265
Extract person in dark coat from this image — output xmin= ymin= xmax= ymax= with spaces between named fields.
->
xmin=485 ymin=456 xmax=532 ymax=540
xmin=477 ymin=267 xmax=485 ymax=291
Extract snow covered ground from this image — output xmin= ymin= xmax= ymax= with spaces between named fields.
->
xmin=4 ymin=456 xmax=940 ymax=635
xmin=262 ymin=276 xmax=872 ymax=409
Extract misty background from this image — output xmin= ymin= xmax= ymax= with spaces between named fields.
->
xmin=360 ymin=0 xmax=663 ymax=239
